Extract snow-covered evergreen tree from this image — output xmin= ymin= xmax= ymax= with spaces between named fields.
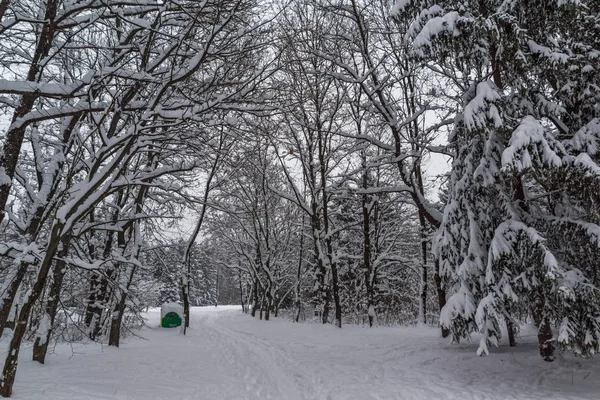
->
xmin=397 ymin=0 xmax=600 ymax=360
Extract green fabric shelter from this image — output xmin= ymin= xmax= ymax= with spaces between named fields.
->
xmin=160 ymin=303 xmax=183 ymax=328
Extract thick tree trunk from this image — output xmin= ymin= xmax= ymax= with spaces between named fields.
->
xmin=83 ymin=272 xmax=100 ymax=328
xmin=265 ymin=289 xmax=271 ymax=321
xmin=0 ymin=0 xmax=59 ymax=226
xmin=251 ymin=279 xmax=258 ymax=317
xmin=361 ymin=152 xmax=375 ymax=327
xmin=181 ymin=276 xmax=190 ymax=331
xmin=505 ymin=302 xmax=517 ymax=347
xmin=321 ymin=288 xmax=330 ymax=325
xmin=259 ymin=291 xmax=265 ymax=320
xmin=311 ymin=221 xmax=329 ymax=325
xmin=295 ymin=219 xmax=305 ymax=322
xmin=418 ymin=214 xmax=428 ymax=326
xmin=507 ymin=318 xmax=516 ymax=347
xmin=1 ymin=107 xmax=80 ymax=340
xmin=244 ymin=281 xmax=253 ymax=314
xmin=317 ymin=122 xmax=341 ymax=328
xmin=83 ymin=266 xmax=115 ymax=340
xmin=85 ymin=191 xmax=124 ymax=338
xmin=32 ymin=238 xmax=70 ymax=364
xmin=532 ymin=290 xmax=554 ymax=361
xmin=0 ymin=205 xmax=53 ymax=338
xmin=537 ymin=318 xmax=554 ymax=361
xmin=0 ymin=0 xmax=10 ymax=23
xmin=215 ymin=267 xmax=219 ymax=307
xmin=0 ymin=267 xmax=27 ymax=338
xmin=0 ymin=223 xmax=63 ymax=397
xmin=238 ymin=272 xmax=246 ymax=313
xmin=108 ymin=266 xmax=136 ymax=347
xmin=434 ymin=259 xmax=450 ymax=338
xmin=330 ymin=262 xmax=342 ymax=328
xmin=420 ymin=262 xmax=427 ymax=325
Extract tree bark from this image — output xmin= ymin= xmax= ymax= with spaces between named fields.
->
xmin=0 ymin=109 xmax=81 ymax=339
xmin=418 ymin=212 xmax=428 ymax=326
xmin=215 ymin=267 xmax=219 ymax=307
xmin=238 ymin=272 xmax=246 ymax=313
xmin=108 ymin=265 xmax=136 ymax=347
xmin=0 ymin=267 xmax=27 ymax=338
xmin=318 ymin=127 xmax=341 ymax=328
xmin=0 ymin=0 xmax=10 ymax=24
xmin=532 ymin=289 xmax=554 ymax=361
xmin=180 ymin=275 xmax=190 ymax=328
xmin=264 ymin=287 xmax=271 ymax=321
xmin=434 ymin=259 xmax=450 ymax=338
xmin=361 ymin=150 xmax=375 ymax=327
xmin=507 ymin=317 xmax=516 ymax=347
xmin=295 ymin=223 xmax=304 ymax=322
xmin=84 ymin=193 xmax=122 ymax=340
xmin=0 ymin=0 xmax=59 ymax=226
xmin=32 ymin=237 xmax=70 ymax=364
xmin=0 ymin=222 xmax=64 ymax=397
xmin=251 ymin=278 xmax=258 ymax=317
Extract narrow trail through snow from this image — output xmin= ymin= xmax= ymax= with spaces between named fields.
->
xmin=5 ymin=306 xmax=600 ymax=399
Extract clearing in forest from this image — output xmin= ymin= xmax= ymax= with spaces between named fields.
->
xmin=3 ymin=306 xmax=600 ymax=400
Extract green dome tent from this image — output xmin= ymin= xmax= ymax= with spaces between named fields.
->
xmin=160 ymin=303 xmax=183 ymax=328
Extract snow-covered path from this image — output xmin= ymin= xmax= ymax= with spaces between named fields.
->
xmin=4 ymin=306 xmax=600 ymax=399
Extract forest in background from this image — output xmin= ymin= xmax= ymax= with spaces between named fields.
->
xmin=0 ymin=0 xmax=599 ymax=396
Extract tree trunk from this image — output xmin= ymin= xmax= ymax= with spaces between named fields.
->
xmin=215 ymin=267 xmax=219 ymax=307
xmin=181 ymin=276 xmax=190 ymax=332
xmin=418 ymin=213 xmax=428 ymax=326
xmin=504 ymin=301 xmax=517 ymax=347
xmin=0 ymin=223 xmax=63 ymax=397
xmin=537 ymin=318 xmax=554 ymax=361
xmin=0 ymin=103 xmax=80 ymax=340
xmin=0 ymin=207 xmax=52 ymax=339
xmin=295 ymin=219 xmax=305 ymax=322
xmin=0 ymin=0 xmax=10 ymax=23
xmin=420 ymin=262 xmax=427 ymax=325
xmin=84 ymin=190 xmax=124 ymax=340
xmin=244 ymin=281 xmax=253 ymax=315
xmin=434 ymin=259 xmax=450 ymax=338
xmin=108 ymin=266 xmax=136 ymax=347
xmin=532 ymin=290 xmax=554 ymax=361
xmin=259 ymin=291 xmax=264 ymax=320
xmin=361 ymin=150 xmax=375 ymax=327
xmin=507 ymin=318 xmax=516 ymax=347
xmin=330 ymin=262 xmax=342 ymax=328
xmin=0 ymin=266 xmax=27 ymax=338
xmin=251 ymin=279 xmax=258 ymax=317
xmin=321 ymin=288 xmax=330 ymax=325
xmin=32 ymin=238 xmax=70 ymax=364
xmin=0 ymin=0 xmax=59 ymax=226
xmin=83 ymin=266 xmax=115 ymax=340
xmin=265 ymin=289 xmax=271 ymax=321
xmin=238 ymin=272 xmax=245 ymax=313
xmin=83 ymin=272 xmax=100 ymax=329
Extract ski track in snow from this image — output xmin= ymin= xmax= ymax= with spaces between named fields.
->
xmin=2 ymin=306 xmax=600 ymax=399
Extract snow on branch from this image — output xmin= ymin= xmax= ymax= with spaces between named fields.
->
xmin=0 ymin=80 xmax=85 ymax=98
xmin=408 ymin=6 xmax=461 ymax=55
xmin=501 ymin=116 xmax=562 ymax=172
xmin=463 ymin=81 xmax=502 ymax=131
xmin=486 ymin=220 xmax=562 ymax=285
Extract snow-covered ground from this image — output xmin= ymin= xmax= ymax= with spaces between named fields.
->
xmin=2 ymin=306 xmax=600 ymax=399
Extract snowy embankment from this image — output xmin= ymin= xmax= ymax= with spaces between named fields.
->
xmin=2 ymin=306 xmax=600 ymax=399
